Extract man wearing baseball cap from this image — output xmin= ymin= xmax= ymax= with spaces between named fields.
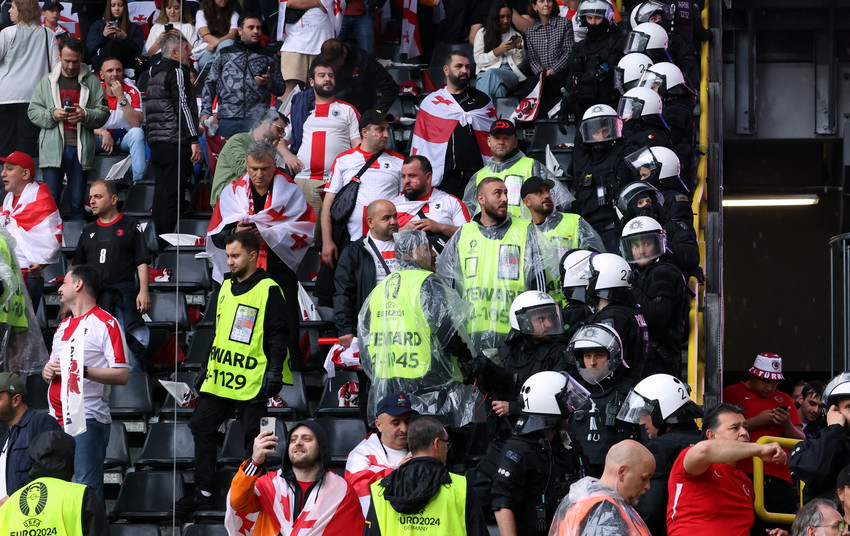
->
xmin=0 ymin=151 xmax=61 ymax=309
xmin=41 ymin=0 xmax=69 ymax=42
xmin=464 ymin=119 xmax=572 ymax=220
xmin=0 ymin=372 xmax=61 ymax=499
xmin=345 ymin=393 xmax=415 ymax=516
xmin=723 ymin=352 xmax=804 ymax=531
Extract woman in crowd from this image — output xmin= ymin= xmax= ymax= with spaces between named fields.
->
xmin=86 ymin=0 xmax=144 ymax=69
xmin=194 ymin=0 xmax=238 ymax=71
xmin=473 ymin=0 xmax=526 ymax=99
xmin=524 ymin=0 xmax=574 ymax=108
xmin=145 ymin=0 xmax=198 ymax=58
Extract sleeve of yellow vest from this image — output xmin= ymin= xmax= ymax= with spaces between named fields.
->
xmin=81 ymin=487 xmax=109 ymax=536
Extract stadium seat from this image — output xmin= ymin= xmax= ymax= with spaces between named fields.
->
xmin=194 ymin=468 xmax=238 ymax=520
xmin=295 ymin=248 xmax=320 ymax=286
xmin=110 ymin=471 xmax=185 ymax=522
xmin=316 ymin=371 xmax=360 ymax=417
xmin=109 ymin=372 xmax=154 ymax=432
xmin=145 ymin=291 xmax=190 ymax=331
xmin=529 ymin=119 xmax=575 ymax=153
xmin=122 ymin=183 xmax=155 ymax=218
xmin=173 ymin=218 xmax=212 ymax=238
xmin=183 ymin=524 xmax=229 ymax=536
xmin=104 ymin=421 xmax=131 ymax=470
xmin=183 ymin=325 xmax=215 ymax=370
xmin=61 ymin=220 xmax=86 ymax=255
xmin=135 ymin=422 xmax=196 ymax=469
xmin=91 ymin=154 xmax=133 ymax=184
xmin=316 ymin=417 xmax=367 ymax=466
xmin=158 ymin=371 xmax=199 ymax=421
xmin=42 ymin=258 xmax=67 ymax=293
xmin=109 ymin=524 xmax=161 ymax=536
xmin=218 ymin=418 xmax=287 ymax=468
xmin=197 ymin=289 xmax=219 ymax=327
xmin=268 ymin=371 xmax=310 ymax=419
xmin=150 ymin=250 xmax=212 ymax=293
xmin=24 ymin=374 xmax=49 ymax=411
xmin=494 ymin=97 xmax=519 ymax=120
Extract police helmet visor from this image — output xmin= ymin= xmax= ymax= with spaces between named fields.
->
xmin=624 ymin=147 xmax=660 ymax=177
xmin=580 ymin=115 xmax=623 ymax=143
xmin=635 ymin=1 xmax=673 ymax=23
xmin=617 ymin=95 xmax=646 ymax=122
xmin=620 ymin=231 xmax=665 ymax=264
xmin=564 ymin=253 xmax=595 ymax=285
xmin=624 ymin=30 xmax=651 ymax=54
xmin=564 ymin=372 xmax=592 ymax=409
xmin=637 ymin=70 xmax=668 ymax=95
xmin=577 ymin=2 xmax=611 ymax=18
xmin=516 ymin=303 xmax=564 ymax=337
xmin=617 ymin=390 xmax=658 ymax=423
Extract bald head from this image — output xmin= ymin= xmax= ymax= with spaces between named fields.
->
xmin=600 ymin=440 xmax=656 ymax=506
xmin=366 ymin=200 xmax=399 ymax=241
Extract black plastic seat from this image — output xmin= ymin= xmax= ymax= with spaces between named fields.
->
xmin=91 ymin=154 xmax=133 ymax=184
xmin=108 ymin=373 xmax=154 ymax=423
xmin=316 ymin=371 xmax=360 ymax=417
xmin=122 ymin=183 xmax=155 ymax=218
xmin=193 ymin=469 xmax=238 ymax=520
xmin=174 ymin=218 xmax=212 ymax=237
xmin=315 ymin=417 xmax=367 ymax=466
xmin=182 ymin=326 xmax=215 ymax=370
xmin=218 ymin=418 xmax=288 ymax=468
xmin=61 ymin=220 xmax=86 ymax=255
xmin=182 ymin=524 xmax=229 ymax=536
xmin=145 ymin=291 xmax=190 ymax=330
xmin=268 ymin=371 xmax=310 ymax=419
xmin=25 ymin=374 xmax=49 ymax=410
xmin=529 ymin=119 xmax=575 ymax=153
xmin=42 ymin=258 xmax=67 ymax=293
xmin=150 ymin=250 xmax=212 ymax=293
xmin=494 ymin=97 xmax=519 ymax=119
xmin=158 ymin=371 xmax=199 ymax=421
xmin=104 ymin=421 xmax=131 ymax=470
xmin=110 ymin=471 xmax=185 ymax=522
xmin=135 ymin=422 xmax=197 ymax=469
xmin=109 ymin=524 xmax=162 ymax=536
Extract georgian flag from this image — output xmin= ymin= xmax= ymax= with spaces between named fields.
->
xmin=127 ymin=1 xmax=158 ymax=39
xmin=0 ymin=181 xmax=61 ymax=268
xmin=409 ymin=87 xmax=496 ymax=187
xmin=59 ymin=317 xmax=86 ymax=437
xmin=400 ymin=0 xmax=421 ymax=58
xmin=344 ymin=433 xmax=398 ymax=516
xmin=206 ymin=172 xmax=316 ymax=282
xmin=511 ymin=71 xmax=545 ymax=123
xmin=276 ymin=0 xmax=346 ymax=42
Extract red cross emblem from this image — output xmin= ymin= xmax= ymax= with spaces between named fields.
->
xmin=432 ymin=96 xmax=453 ymax=106
xmin=291 ymin=516 xmax=317 ymax=536
xmin=235 ymin=510 xmax=255 ymax=535
xmin=290 ymin=233 xmax=308 ymax=249
xmin=332 ymin=0 xmax=342 ymax=15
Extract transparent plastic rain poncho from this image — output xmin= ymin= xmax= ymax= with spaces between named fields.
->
xmin=358 ymin=230 xmax=477 ymax=427
xmin=435 ymin=218 xmax=560 ymax=355
xmin=548 ymin=477 xmax=651 ymax=536
xmin=0 ymin=227 xmax=50 ymax=374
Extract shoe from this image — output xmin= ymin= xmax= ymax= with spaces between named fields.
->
xmin=175 ymin=488 xmax=214 ymax=512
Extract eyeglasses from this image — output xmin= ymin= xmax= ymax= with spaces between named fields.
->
xmin=814 ymin=522 xmax=849 ymax=532
xmin=437 ymin=438 xmax=451 ymax=449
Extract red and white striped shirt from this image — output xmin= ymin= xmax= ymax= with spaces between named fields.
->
xmin=48 ymin=306 xmax=128 ymax=425
xmin=291 ymin=100 xmax=360 ymax=182
xmin=325 ymin=147 xmax=404 ymax=239
xmin=391 ymin=187 xmax=470 ymax=229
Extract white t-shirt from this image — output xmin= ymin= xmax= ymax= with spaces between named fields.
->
xmin=391 ymin=188 xmax=470 ymax=229
xmin=289 ymin=99 xmax=360 ymax=183
xmin=384 ymin=445 xmax=407 ymax=467
xmin=194 ymin=10 xmax=238 ymax=34
xmin=145 ymin=22 xmax=199 ymax=55
xmin=325 ymin=147 xmax=404 ymax=239
xmin=48 ymin=307 xmax=129 ymax=425
xmin=0 ymin=438 xmax=7 ymax=498
xmin=280 ymin=7 xmax=336 ymax=55
xmin=364 ymin=232 xmax=396 ymax=283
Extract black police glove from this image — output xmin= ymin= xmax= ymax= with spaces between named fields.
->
xmin=193 ymin=368 xmax=207 ymax=393
xmin=260 ymin=369 xmax=283 ymax=400
xmin=558 ymin=89 xmax=574 ymax=135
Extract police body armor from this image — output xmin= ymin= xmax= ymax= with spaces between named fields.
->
xmin=636 ymin=261 xmax=689 ymax=378
xmin=571 ymin=149 xmax=622 ymax=250
xmin=568 ymin=378 xmax=637 ymax=473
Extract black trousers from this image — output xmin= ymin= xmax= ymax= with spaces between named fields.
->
xmin=0 ymin=103 xmax=40 ymax=157
xmin=150 ymin=142 xmax=193 ymax=249
xmin=267 ymin=264 xmax=304 ymax=367
xmin=189 ymin=392 xmax=268 ymax=490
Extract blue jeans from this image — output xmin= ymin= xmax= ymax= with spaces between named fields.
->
xmin=476 ymin=63 xmax=520 ymax=99
xmin=96 ymin=127 xmax=147 ymax=183
xmin=217 ymin=118 xmax=252 ymax=139
xmin=114 ymin=304 xmax=150 ymax=373
xmin=42 ymin=146 xmax=87 ymax=220
xmin=73 ymin=419 xmax=110 ymax=505
xmin=197 ymin=39 xmax=235 ymax=72
xmin=340 ymin=13 xmax=375 ymax=55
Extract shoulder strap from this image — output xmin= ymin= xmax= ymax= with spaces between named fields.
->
xmin=353 ymin=149 xmax=383 ymax=182
xmin=366 ymin=237 xmax=391 ymax=274
xmin=44 ymin=27 xmax=50 ymax=74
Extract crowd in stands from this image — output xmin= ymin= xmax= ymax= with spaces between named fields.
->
xmin=0 ymin=0 xmax=847 ymax=535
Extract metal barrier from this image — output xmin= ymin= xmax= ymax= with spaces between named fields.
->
xmin=752 ymin=436 xmax=803 ymax=524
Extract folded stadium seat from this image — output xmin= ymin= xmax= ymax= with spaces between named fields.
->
xmin=181 ymin=325 xmax=215 ymax=371
xmin=150 ymin=250 xmax=212 ymax=295
xmin=110 ymin=471 xmax=185 ymax=522
xmin=527 ymin=119 xmax=576 ymax=173
xmin=140 ymin=219 xmax=160 ymax=256
xmin=267 ymin=370 xmax=310 ymax=420
xmin=294 ymin=248 xmax=320 ymax=290
xmin=386 ymin=66 xmax=412 ymax=87
xmin=108 ymin=524 xmax=161 ymax=536
xmin=104 ymin=421 xmax=131 ymax=485
xmin=494 ymin=97 xmax=519 ymax=120
xmin=378 ymin=41 xmax=402 ymax=63
xmin=90 ymin=154 xmax=133 ymax=188
xmin=61 ymin=219 xmax=86 ymax=256
xmin=135 ymin=421 xmax=197 ymax=469
xmin=145 ymin=291 xmax=190 ymax=331
xmin=193 ymin=468 xmax=238 ymax=521
xmin=108 ymin=372 xmax=154 ymax=433
xmin=196 ymin=289 xmax=219 ymax=327
xmin=316 ymin=370 xmax=360 ymax=418
xmin=42 ymin=257 xmax=67 ymax=294
xmin=136 ymin=70 xmax=150 ymax=94
xmin=122 ymin=183 xmax=155 ymax=218
xmin=24 ymin=374 xmax=49 ymax=411
xmin=167 ymin=218 xmax=212 ymax=253
xmin=217 ymin=418 xmax=287 ymax=468
xmin=315 ymin=417 xmax=367 ymax=467
xmin=158 ymin=371 xmax=199 ymax=421
xmin=183 ymin=524 xmax=228 ymax=536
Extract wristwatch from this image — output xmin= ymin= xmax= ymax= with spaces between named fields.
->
xmin=118 ymin=99 xmax=128 ymax=108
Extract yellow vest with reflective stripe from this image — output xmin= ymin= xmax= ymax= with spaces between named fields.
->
xmin=368 ymin=269 xmax=433 ymax=379
xmin=0 ymin=477 xmax=85 ymax=536
xmin=370 ymin=472 xmax=468 ymax=535
xmin=474 ymin=157 xmax=536 ymax=219
xmin=456 ymin=219 xmax=529 ymax=342
xmin=544 ymin=212 xmax=582 ymax=307
xmin=201 ymin=277 xmax=291 ymax=400
xmin=0 ymin=236 xmax=27 ymax=332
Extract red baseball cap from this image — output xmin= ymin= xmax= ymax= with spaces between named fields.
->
xmin=0 ymin=151 xmax=35 ymax=178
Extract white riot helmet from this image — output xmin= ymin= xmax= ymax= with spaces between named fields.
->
xmin=638 ymin=62 xmax=696 ymax=98
xmin=562 ymin=249 xmax=595 ymax=303
xmin=509 ymin=291 xmax=564 ymax=337
xmin=615 ymin=53 xmax=653 ymax=94
xmin=577 ymin=0 xmax=616 ymax=26
xmin=823 ymin=372 xmax=850 ymax=408
xmin=580 ymin=104 xmax=623 ymax=144
xmin=625 ymin=22 xmax=671 ymax=61
xmin=617 ymin=87 xmax=663 ymax=122
xmin=616 ymin=181 xmax=664 ymax=215
xmin=629 ymin=0 xmax=673 ymax=29
xmin=624 ymin=145 xmax=687 ymax=191
xmin=516 ymin=371 xmax=591 ymax=435
xmin=587 ymin=253 xmax=633 ymax=305
xmin=568 ymin=323 xmax=624 ymax=385
xmin=617 ymin=374 xmax=704 ymax=430
xmin=620 ymin=216 xmax=666 ymax=265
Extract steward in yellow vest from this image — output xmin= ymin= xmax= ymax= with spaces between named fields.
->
xmin=436 ymin=178 xmax=554 ymax=355
xmin=364 ymin=417 xmax=488 ymax=536
xmin=0 ymin=430 xmax=107 ymax=536
xmin=360 ymin=230 xmax=476 ymax=428
xmin=180 ymin=231 xmax=290 ymax=513
xmin=463 ymin=120 xmax=573 ymax=220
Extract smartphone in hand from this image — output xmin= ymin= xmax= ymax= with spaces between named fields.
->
xmin=260 ymin=417 xmax=276 ymax=436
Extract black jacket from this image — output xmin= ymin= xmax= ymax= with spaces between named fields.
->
xmin=320 ymin=43 xmax=398 ymax=113
xmin=365 ymin=456 xmax=488 ymax=536
xmin=621 ymin=116 xmax=673 ymax=156
xmin=564 ymin=22 xmax=625 ymax=116
xmin=333 ymin=236 xmax=377 ymax=337
xmin=145 ymin=57 xmax=199 ymax=146
xmin=789 ymin=423 xmax=850 ymax=502
xmin=588 ymin=303 xmax=650 ymax=380
xmin=0 ymin=408 xmax=61 ymax=495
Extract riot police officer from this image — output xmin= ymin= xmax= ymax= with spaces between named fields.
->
xmin=561 ymin=249 xmax=596 ymax=340
xmin=491 ymin=371 xmax=589 ymax=536
xmin=618 ymin=87 xmax=673 ymax=155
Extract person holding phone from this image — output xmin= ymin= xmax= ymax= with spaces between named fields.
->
xmin=144 ymin=0 xmax=198 ymax=59
xmin=723 ymin=352 xmax=804 ymax=534
xmin=200 ymin=13 xmax=285 ymax=139
xmin=85 ymin=0 xmax=143 ymax=71
xmin=473 ymin=0 xmax=526 ymax=100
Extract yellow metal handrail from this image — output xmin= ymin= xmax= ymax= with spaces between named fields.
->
xmin=685 ymin=1 xmax=711 ymax=407
xmin=752 ymin=436 xmax=803 ymax=524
